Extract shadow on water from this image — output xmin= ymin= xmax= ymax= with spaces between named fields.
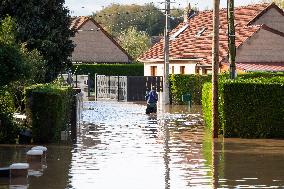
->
xmin=0 ymin=101 xmax=284 ymax=189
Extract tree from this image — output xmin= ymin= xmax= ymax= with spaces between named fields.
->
xmin=117 ymin=26 xmax=151 ymax=59
xmin=262 ymin=0 xmax=284 ymax=8
xmin=0 ymin=16 xmax=24 ymax=87
xmin=0 ymin=0 xmax=75 ymax=82
xmin=93 ymin=3 xmax=183 ymax=37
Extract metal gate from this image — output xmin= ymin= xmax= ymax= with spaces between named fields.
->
xmin=127 ymin=76 xmax=163 ymax=101
xmin=95 ymin=75 xmax=163 ymax=101
xmin=96 ymin=75 xmax=127 ymax=100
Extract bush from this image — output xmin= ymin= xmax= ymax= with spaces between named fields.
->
xmin=223 ymin=80 xmax=284 ymax=138
xmin=170 ymin=74 xmax=211 ymax=105
xmin=72 ymin=63 xmax=144 ymax=78
xmin=202 ymin=73 xmax=284 ymax=138
xmin=0 ymin=89 xmax=18 ymax=143
xmin=202 ymin=83 xmax=212 ymax=130
xmin=25 ymin=84 xmax=73 ymax=143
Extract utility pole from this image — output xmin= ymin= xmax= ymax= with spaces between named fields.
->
xmin=228 ymin=0 xmax=236 ymax=79
xmin=163 ymin=0 xmax=170 ymax=105
xmin=212 ymin=0 xmax=220 ymax=138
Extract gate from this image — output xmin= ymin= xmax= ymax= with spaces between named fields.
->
xmin=96 ymin=75 xmax=127 ymax=100
xmin=127 ymin=76 xmax=163 ymax=101
xmin=95 ymin=75 xmax=162 ymax=101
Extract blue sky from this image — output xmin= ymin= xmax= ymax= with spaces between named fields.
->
xmin=65 ymin=0 xmax=263 ymax=16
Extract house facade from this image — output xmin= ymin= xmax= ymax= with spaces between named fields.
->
xmin=138 ymin=3 xmax=284 ymax=76
xmin=70 ymin=17 xmax=132 ymax=64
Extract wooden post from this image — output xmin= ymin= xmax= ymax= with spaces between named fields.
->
xmin=212 ymin=0 xmax=220 ymax=138
xmin=228 ymin=0 xmax=236 ymax=79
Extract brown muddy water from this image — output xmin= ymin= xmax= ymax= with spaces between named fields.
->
xmin=0 ymin=101 xmax=284 ymax=189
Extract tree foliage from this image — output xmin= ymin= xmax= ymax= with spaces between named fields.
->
xmin=262 ymin=0 xmax=284 ymax=8
xmin=93 ymin=3 xmax=183 ymax=37
xmin=0 ymin=17 xmax=24 ymax=86
xmin=117 ymin=26 xmax=151 ymax=59
xmin=0 ymin=0 xmax=75 ymax=82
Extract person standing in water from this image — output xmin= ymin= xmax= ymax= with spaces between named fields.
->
xmin=145 ymin=86 xmax=158 ymax=114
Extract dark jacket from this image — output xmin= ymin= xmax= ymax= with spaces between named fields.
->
xmin=145 ymin=90 xmax=158 ymax=104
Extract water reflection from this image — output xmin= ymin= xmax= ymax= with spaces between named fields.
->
xmin=0 ymin=101 xmax=284 ymax=189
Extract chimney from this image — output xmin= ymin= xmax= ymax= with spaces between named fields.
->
xmin=184 ymin=3 xmax=196 ymax=22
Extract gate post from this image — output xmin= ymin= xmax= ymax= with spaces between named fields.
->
xmin=117 ymin=76 xmax=120 ymax=101
xmin=87 ymin=73 xmax=91 ymax=97
xmin=108 ymin=76 xmax=111 ymax=98
xmin=94 ymin=73 xmax=97 ymax=101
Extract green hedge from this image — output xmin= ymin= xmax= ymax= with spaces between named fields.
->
xmin=25 ymin=84 xmax=73 ymax=143
xmin=72 ymin=63 xmax=144 ymax=78
xmin=170 ymin=74 xmax=211 ymax=105
xmin=202 ymin=73 xmax=284 ymax=138
xmin=223 ymin=81 xmax=284 ymax=138
xmin=0 ymin=89 xmax=18 ymax=143
xmin=202 ymin=83 xmax=213 ymax=130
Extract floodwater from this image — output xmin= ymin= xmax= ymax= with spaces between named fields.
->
xmin=1 ymin=101 xmax=284 ymax=189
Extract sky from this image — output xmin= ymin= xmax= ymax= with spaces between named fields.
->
xmin=65 ymin=0 xmax=264 ymax=16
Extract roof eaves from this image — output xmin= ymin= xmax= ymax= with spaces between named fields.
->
xmin=247 ymin=2 xmax=284 ymax=26
xmin=88 ymin=17 xmax=133 ymax=62
xmin=261 ymin=24 xmax=284 ymax=37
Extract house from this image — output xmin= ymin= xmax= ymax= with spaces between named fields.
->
xmin=70 ymin=16 xmax=132 ymax=64
xmin=138 ymin=3 xmax=284 ymax=76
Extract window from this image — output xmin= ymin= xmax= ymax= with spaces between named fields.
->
xmin=172 ymin=66 xmax=175 ymax=74
xmin=180 ymin=66 xmax=185 ymax=74
xmin=151 ymin=66 xmax=157 ymax=76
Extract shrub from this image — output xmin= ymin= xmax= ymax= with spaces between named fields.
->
xmin=25 ymin=84 xmax=73 ymax=143
xmin=223 ymin=80 xmax=284 ymax=138
xmin=202 ymin=74 xmax=284 ymax=138
xmin=170 ymin=74 xmax=211 ymax=105
xmin=202 ymin=82 xmax=212 ymax=130
xmin=72 ymin=63 xmax=144 ymax=78
xmin=0 ymin=89 xmax=18 ymax=143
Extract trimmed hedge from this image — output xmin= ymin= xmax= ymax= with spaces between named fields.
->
xmin=72 ymin=63 xmax=144 ymax=78
xmin=0 ymin=89 xmax=18 ymax=143
xmin=202 ymin=73 xmax=284 ymax=138
xmin=202 ymin=83 xmax=213 ymax=130
xmin=223 ymin=81 xmax=284 ymax=138
xmin=170 ymin=74 xmax=211 ymax=105
xmin=25 ymin=84 xmax=73 ymax=143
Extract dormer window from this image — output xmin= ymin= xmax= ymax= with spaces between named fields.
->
xmin=170 ymin=24 xmax=189 ymax=40
xmin=195 ymin=27 xmax=207 ymax=37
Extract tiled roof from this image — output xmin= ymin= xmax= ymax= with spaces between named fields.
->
xmin=70 ymin=16 xmax=89 ymax=30
xmin=139 ymin=3 xmax=280 ymax=65
xmin=237 ymin=62 xmax=284 ymax=72
xmin=70 ymin=16 xmax=133 ymax=61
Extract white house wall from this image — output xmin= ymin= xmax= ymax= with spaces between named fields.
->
xmin=144 ymin=62 xmax=197 ymax=76
xmin=236 ymin=29 xmax=284 ymax=62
